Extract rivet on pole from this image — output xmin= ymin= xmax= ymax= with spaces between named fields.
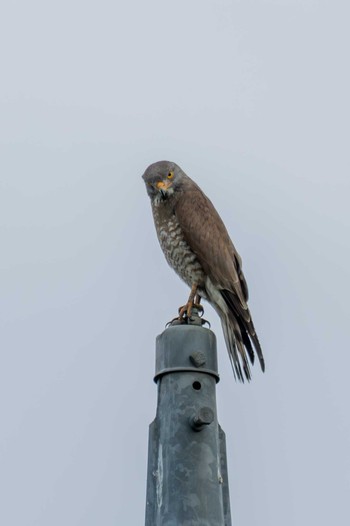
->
xmin=190 ymin=351 xmax=206 ymax=368
xmin=189 ymin=407 xmax=214 ymax=431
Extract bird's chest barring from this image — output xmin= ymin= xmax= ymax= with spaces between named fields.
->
xmin=157 ymin=219 xmax=205 ymax=286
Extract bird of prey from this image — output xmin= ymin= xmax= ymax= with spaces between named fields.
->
xmin=142 ymin=160 xmax=265 ymax=381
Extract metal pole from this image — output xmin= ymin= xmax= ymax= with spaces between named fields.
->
xmin=145 ymin=311 xmax=232 ymax=526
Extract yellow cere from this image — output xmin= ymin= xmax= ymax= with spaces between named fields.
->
xmin=156 ymin=181 xmax=170 ymax=190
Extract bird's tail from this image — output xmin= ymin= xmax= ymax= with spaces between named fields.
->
xmin=220 ymin=290 xmax=265 ymax=382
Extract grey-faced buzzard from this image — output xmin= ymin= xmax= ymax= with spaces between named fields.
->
xmin=142 ymin=160 xmax=265 ymax=382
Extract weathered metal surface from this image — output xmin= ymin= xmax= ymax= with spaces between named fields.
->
xmin=145 ymin=318 xmax=232 ymax=526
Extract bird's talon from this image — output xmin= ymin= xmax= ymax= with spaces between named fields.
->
xmin=166 ymin=316 xmax=187 ymax=328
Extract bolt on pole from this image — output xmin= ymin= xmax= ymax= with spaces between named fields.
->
xmin=145 ymin=310 xmax=232 ymax=526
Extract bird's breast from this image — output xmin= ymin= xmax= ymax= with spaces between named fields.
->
xmin=152 ymin=206 xmax=205 ymax=288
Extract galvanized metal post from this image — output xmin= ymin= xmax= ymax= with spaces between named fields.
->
xmin=145 ymin=311 xmax=232 ymax=526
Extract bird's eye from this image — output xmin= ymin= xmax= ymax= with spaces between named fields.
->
xmin=167 ymin=171 xmax=174 ymax=179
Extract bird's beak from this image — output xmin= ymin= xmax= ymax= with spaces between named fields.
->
xmin=156 ymin=181 xmax=172 ymax=191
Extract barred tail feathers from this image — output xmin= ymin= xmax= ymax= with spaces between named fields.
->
xmin=220 ymin=311 xmax=252 ymax=382
xmin=205 ymin=278 xmax=264 ymax=381
xmin=221 ymin=288 xmax=265 ymax=376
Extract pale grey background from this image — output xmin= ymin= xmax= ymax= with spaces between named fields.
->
xmin=0 ymin=1 xmax=349 ymax=525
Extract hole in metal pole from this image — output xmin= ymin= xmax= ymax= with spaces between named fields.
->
xmin=192 ymin=381 xmax=202 ymax=391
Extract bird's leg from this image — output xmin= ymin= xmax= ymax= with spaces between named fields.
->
xmin=194 ymin=294 xmax=204 ymax=315
xmin=166 ymin=288 xmax=208 ymax=328
xmin=178 ymin=284 xmax=198 ymax=319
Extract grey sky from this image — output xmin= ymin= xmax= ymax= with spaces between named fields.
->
xmin=1 ymin=1 xmax=349 ymax=525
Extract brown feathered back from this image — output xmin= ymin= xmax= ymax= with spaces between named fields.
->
xmin=175 ymin=180 xmax=248 ymax=307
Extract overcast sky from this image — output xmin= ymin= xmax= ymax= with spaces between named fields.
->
xmin=1 ymin=1 xmax=349 ymax=525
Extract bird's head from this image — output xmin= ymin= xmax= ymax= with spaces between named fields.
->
xmin=142 ymin=160 xmax=184 ymax=203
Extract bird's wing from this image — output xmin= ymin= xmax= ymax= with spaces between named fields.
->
xmin=175 ymin=183 xmax=265 ymax=378
xmin=174 ymin=184 xmax=248 ymax=306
